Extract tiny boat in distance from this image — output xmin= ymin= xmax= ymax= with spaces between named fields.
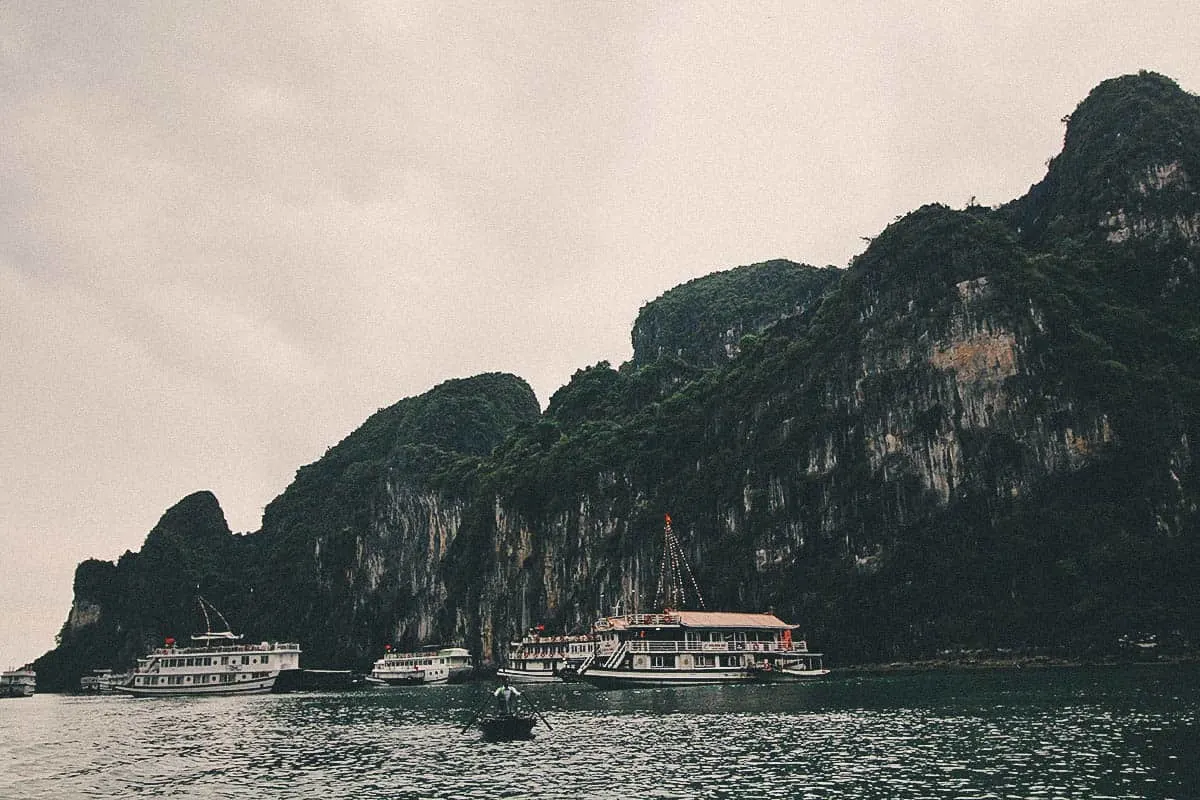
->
xmin=79 ymin=668 xmax=129 ymax=694
xmin=496 ymin=628 xmax=595 ymax=683
xmin=1 ymin=665 xmax=36 ymax=697
xmin=371 ymin=645 xmax=474 ymax=685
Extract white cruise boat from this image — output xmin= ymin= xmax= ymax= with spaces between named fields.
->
xmin=582 ymin=609 xmax=828 ymax=687
xmin=79 ymin=668 xmax=129 ymax=694
xmin=579 ymin=514 xmax=830 ymax=688
xmin=439 ymin=646 xmax=476 ymax=683
xmin=115 ymin=597 xmax=301 ymax=698
xmin=1 ymin=665 xmax=37 ymax=697
xmin=496 ymin=629 xmax=596 ymax=683
xmin=371 ymin=645 xmax=474 ymax=685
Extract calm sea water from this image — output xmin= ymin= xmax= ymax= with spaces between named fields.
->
xmin=2 ymin=665 xmax=1197 ymax=799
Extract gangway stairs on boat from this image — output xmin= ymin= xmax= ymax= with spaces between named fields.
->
xmin=573 ymin=649 xmax=596 ymax=675
xmin=599 ymin=642 xmax=628 ymax=671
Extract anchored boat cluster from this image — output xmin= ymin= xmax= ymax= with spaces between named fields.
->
xmin=33 ymin=516 xmax=827 ymax=704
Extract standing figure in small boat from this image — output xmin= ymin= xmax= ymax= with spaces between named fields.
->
xmin=493 ymin=678 xmax=521 ymax=713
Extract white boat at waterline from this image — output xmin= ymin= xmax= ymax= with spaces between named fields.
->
xmin=1 ymin=664 xmax=36 ymax=697
xmin=496 ymin=629 xmax=596 ymax=683
xmin=371 ymin=645 xmax=475 ymax=685
xmin=115 ymin=597 xmax=301 ymax=697
xmin=582 ymin=609 xmax=828 ymax=687
xmin=79 ymin=668 xmax=130 ymax=694
xmin=578 ymin=514 xmax=830 ymax=688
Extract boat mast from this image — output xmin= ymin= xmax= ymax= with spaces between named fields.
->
xmin=194 ymin=595 xmax=240 ymax=639
xmin=654 ymin=514 xmax=706 ymax=611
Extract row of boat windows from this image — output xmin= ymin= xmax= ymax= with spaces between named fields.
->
xmin=508 ymin=661 xmax=563 ymax=670
xmin=647 ymin=655 xmax=746 ymax=668
xmin=159 ymin=655 xmax=269 ymax=668
xmin=511 ymin=646 xmax=592 ymax=656
xmin=135 ymin=672 xmax=271 ymax=686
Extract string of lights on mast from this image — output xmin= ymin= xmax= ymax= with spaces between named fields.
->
xmin=654 ymin=514 xmax=706 ymax=611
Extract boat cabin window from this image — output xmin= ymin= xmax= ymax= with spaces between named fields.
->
xmin=649 ymin=655 xmax=676 ymax=669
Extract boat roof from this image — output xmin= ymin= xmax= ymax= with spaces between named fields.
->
xmin=608 ymin=611 xmax=797 ymax=630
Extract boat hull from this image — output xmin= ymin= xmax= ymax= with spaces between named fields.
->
xmin=374 ymin=673 xmax=448 ymax=686
xmin=495 ymin=667 xmax=562 ymax=684
xmin=755 ymin=666 xmax=832 ymax=682
xmin=478 ymin=714 xmax=537 ymax=740
xmin=579 ymin=666 xmax=761 ymax=688
xmin=114 ymin=674 xmax=278 ymax=697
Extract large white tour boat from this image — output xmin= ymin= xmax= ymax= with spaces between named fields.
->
xmin=582 ymin=608 xmax=828 ymax=687
xmin=496 ymin=628 xmax=596 ymax=683
xmin=1 ymin=664 xmax=37 ymax=697
xmin=115 ymin=597 xmax=301 ymax=697
xmin=578 ymin=514 xmax=830 ymax=688
xmin=371 ymin=645 xmax=475 ymax=685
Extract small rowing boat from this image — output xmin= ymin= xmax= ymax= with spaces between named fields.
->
xmin=478 ymin=713 xmax=537 ymax=741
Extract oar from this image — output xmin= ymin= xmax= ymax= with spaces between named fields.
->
xmin=519 ymin=690 xmax=553 ymax=731
xmin=460 ymin=694 xmax=493 ymax=733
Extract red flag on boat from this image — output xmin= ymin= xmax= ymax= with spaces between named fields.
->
xmin=165 ymin=637 xmax=175 ymax=646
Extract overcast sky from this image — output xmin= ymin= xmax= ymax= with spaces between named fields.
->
xmin=3 ymin=2 xmax=1198 ymax=666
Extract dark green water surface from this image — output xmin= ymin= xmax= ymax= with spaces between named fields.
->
xmin=2 ymin=664 xmax=1197 ymax=798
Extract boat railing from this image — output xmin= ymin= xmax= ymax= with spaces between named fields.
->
xmin=626 ymin=640 xmax=800 ymax=654
xmin=625 ymin=613 xmax=681 ymax=627
xmin=150 ymin=642 xmax=300 ymax=656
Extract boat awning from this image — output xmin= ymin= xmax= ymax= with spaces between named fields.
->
xmin=674 ymin=611 xmax=797 ymax=630
xmin=606 ymin=611 xmax=797 ymax=630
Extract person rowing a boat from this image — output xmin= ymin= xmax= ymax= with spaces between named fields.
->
xmin=493 ymin=677 xmax=521 ymax=713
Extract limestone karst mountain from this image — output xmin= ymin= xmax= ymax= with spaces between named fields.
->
xmin=35 ymin=72 xmax=1200 ymax=690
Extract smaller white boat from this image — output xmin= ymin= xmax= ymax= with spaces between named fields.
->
xmin=496 ymin=629 xmax=596 ymax=683
xmin=1 ymin=665 xmax=36 ymax=697
xmin=370 ymin=645 xmax=474 ymax=685
xmin=438 ymin=646 xmax=476 ymax=683
xmin=79 ymin=668 xmax=129 ymax=694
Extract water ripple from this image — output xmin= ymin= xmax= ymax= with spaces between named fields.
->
xmin=2 ymin=665 xmax=1197 ymax=799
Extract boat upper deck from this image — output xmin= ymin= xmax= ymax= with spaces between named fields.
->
xmin=596 ymin=610 xmax=798 ymax=631
xmin=147 ymin=641 xmax=300 ymax=657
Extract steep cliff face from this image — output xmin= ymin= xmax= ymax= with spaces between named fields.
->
xmin=39 ymin=73 xmax=1200 ymax=688
xmin=483 ymin=72 xmax=1200 ymax=662
xmin=247 ymin=372 xmax=542 ymax=668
